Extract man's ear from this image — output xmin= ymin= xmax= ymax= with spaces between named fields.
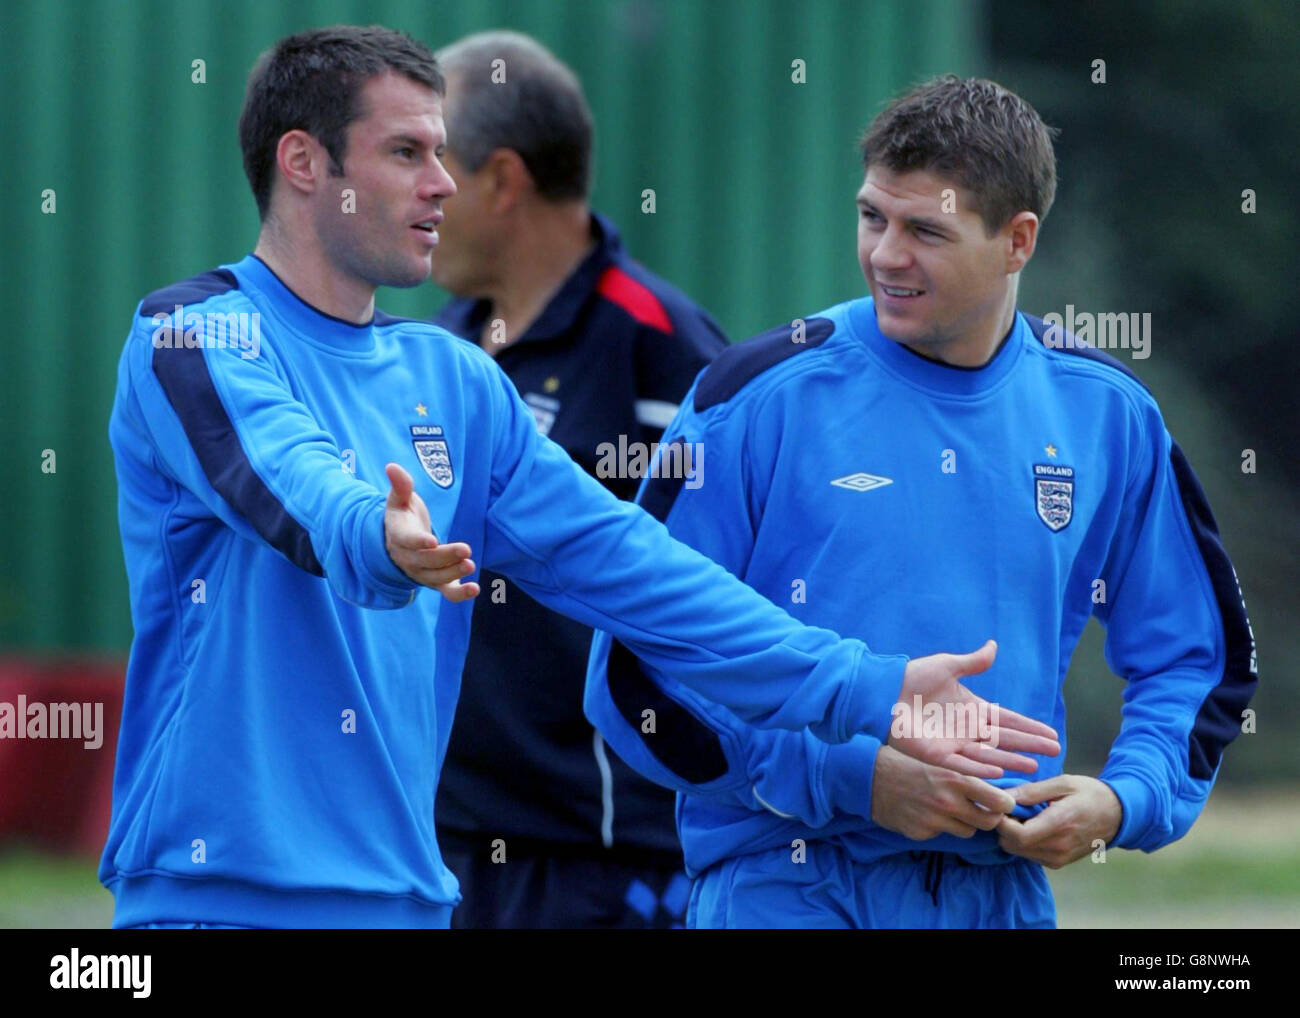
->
xmin=274 ymin=129 xmax=330 ymax=201
xmin=1004 ymin=211 xmax=1039 ymax=273
xmin=483 ymin=148 xmax=533 ymax=214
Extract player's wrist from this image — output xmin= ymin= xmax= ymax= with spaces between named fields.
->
xmin=825 ymin=736 xmax=883 ymax=821
xmin=1095 ymin=771 xmax=1148 ymax=848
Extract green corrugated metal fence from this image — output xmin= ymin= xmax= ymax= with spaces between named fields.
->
xmin=0 ymin=0 xmax=978 ymax=651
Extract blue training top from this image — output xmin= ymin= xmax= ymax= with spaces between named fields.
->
xmin=584 ymin=296 xmax=1258 ymax=877
xmin=102 ymin=255 xmax=913 ymax=928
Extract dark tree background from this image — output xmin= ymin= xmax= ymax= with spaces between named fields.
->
xmin=987 ymin=0 xmax=1296 ymax=785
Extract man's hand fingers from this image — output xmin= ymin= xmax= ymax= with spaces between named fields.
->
xmin=985 ymin=705 xmax=1059 ymax=745
xmin=939 ymin=752 xmax=1004 ymax=780
xmin=983 ymin=725 xmax=1061 ymax=757
xmin=957 ymin=742 xmax=1042 ymax=774
xmin=436 ymin=580 xmax=480 ymax=603
xmin=385 ymin=462 xmax=415 ymax=509
xmin=410 ymin=543 xmax=472 ymax=567
xmin=997 ymin=807 xmax=1062 ymax=850
xmin=952 ymin=778 xmax=1015 ymax=832
xmin=996 ymin=814 xmax=1031 ymax=851
xmin=964 ymin=805 xmax=1008 ymax=832
xmin=413 ymin=560 xmax=476 ymax=588
xmin=1011 ymin=776 xmax=1074 ymax=806
xmin=949 ymin=639 xmax=997 ymax=678
xmin=939 ymin=818 xmax=979 ymax=839
xmin=961 ymin=776 xmax=1016 ymax=816
xmin=388 ymin=515 xmax=438 ymax=551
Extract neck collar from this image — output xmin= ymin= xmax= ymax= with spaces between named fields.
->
xmin=848 ymin=298 xmax=1025 ymax=397
xmin=233 ymin=254 xmax=378 ymax=352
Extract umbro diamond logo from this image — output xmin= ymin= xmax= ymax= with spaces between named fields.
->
xmin=830 ymin=472 xmax=893 ymax=492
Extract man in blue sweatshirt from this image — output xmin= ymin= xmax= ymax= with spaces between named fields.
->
xmin=102 ymin=32 xmax=1056 ymax=929
xmin=585 ymin=75 xmax=1258 ymax=928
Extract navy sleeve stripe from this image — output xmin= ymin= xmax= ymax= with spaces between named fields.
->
xmin=602 ymin=438 xmax=729 ymax=785
xmin=151 ymin=341 xmax=325 ymax=577
xmin=606 ymin=639 xmax=730 ymax=784
xmin=694 ymin=316 xmax=835 ymax=411
xmin=639 ymin=439 xmax=691 ymax=523
xmin=140 ymin=269 xmax=239 ymax=317
xmin=1023 ymin=312 xmax=1152 ymax=393
xmin=1169 ymin=443 xmax=1259 ymax=780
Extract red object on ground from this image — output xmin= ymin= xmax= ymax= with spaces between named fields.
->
xmin=0 ymin=657 xmax=126 ymax=858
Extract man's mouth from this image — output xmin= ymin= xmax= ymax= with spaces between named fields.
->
xmin=412 ymin=216 xmax=441 ymax=245
xmin=879 ymin=284 xmax=925 ymax=298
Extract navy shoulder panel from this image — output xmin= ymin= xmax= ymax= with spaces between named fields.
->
xmin=1169 ymin=442 xmax=1259 ymax=780
xmin=140 ymin=268 xmax=239 ymax=317
xmin=694 ymin=316 xmax=835 ymax=412
xmin=151 ymin=339 xmax=325 ymax=577
xmin=1023 ymin=312 xmax=1151 ymax=394
xmin=606 ymin=639 xmax=730 ymax=784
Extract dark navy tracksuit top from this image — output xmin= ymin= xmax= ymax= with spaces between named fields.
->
xmin=434 ymin=213 xmax=729 ymax=861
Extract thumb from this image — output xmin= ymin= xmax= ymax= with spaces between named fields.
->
xmin=1011 ymin=775 xmax=1073 ymax=806
xmin=385 ymin=462 xmax=414 ymax=510
xmin=952 ymin=638 xmax=997 ymax=678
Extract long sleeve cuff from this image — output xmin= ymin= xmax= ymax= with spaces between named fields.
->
xmin=838 ymin=653 xmax=909 ymax=743
xmin=1098 ymin=770 xmax=1157 ymax=849
xmin=359 ymin=500 xmax=420 ymax=605
xmin=823 ymin=737 xmax=883 ymax=821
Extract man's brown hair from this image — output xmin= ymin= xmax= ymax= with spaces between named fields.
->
xmin=859 ymin=74 xmax=1058 ymax=234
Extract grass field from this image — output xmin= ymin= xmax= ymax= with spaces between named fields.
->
xmin=2 ymin=792 xmax=1295 ymax=928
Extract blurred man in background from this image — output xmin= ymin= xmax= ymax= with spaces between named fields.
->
xmin=430 ymin=31 xmax=728 ymax=928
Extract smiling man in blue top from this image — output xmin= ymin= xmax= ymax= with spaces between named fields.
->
xmin=585 ymin=75 xmax=1259 ymax=928
xmin=101 ymin=31 xmax=1057 ymax=929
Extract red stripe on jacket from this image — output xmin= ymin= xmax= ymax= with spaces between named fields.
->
xmin=596 ymin=266 xmax=673 ymax=334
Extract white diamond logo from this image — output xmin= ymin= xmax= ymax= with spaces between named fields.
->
xmin=830 ymin=472 xmax=893 ymax=492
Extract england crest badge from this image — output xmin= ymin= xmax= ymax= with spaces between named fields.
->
xmin=411 ymin=424 xmax=454 ymax=489
xmin=1033 ymin=463 xmax=1074 ymax=531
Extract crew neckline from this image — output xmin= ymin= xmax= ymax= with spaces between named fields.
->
xmin=846 ymin=297 xmax=1025 ymax=398
xmin=230 ymin=254 xmax=380 ymax=353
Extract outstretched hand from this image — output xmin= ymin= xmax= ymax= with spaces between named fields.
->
xmin=889 ymin=640 xmax=1060 ymax=778
xmin=383 ymin=463 xmax=480 ymax=602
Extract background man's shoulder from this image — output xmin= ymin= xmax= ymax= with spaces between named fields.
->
xmin=598 ymin=254 xmax=729 ymax=353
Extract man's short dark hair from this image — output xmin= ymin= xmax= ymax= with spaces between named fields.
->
xmin=859 ymin=74 xmax=1058 ymax=234
xmin=436 ymin=31 xmax=592 ymax=202
xmin=239 ymin=25 xmax=444 ymax=220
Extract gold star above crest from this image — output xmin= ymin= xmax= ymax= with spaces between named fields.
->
xmin=415 ymin=403 xmax=428 ymax=417
xmin=1045 ymin=444 xmax=1058 ymax=458
xmin=543 ymin=376 xmax=560 ymax=394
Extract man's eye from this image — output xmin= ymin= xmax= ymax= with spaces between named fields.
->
xmin=395 ymin=147 xmax=416 ymax=159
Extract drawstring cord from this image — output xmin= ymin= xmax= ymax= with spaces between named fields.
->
xmin=909 ymin=850 xmax=965 ymax=906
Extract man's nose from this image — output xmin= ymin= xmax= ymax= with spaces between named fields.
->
xmin=870 ymin=225 xmax=910 ymax=272
xmin=420 ymin=160 xmax=457 ymax=201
